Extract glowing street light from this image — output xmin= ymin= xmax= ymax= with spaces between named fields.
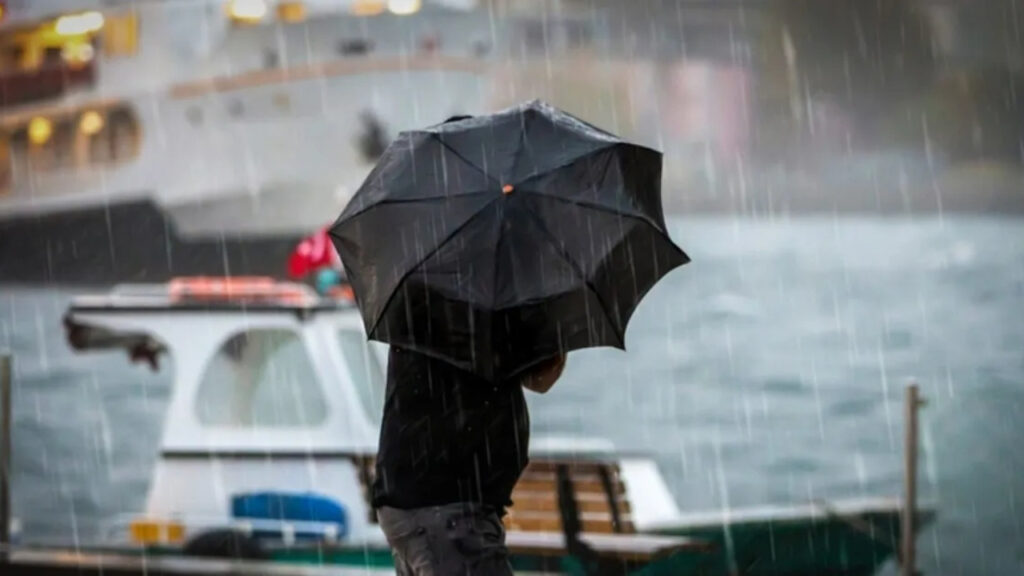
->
xmin=28 ymin=117 xmax=53 ymax=145
xmin=387 ymin=0 xmax=421 ymax=16
xmin=55 ymin=11 xmax=105 ymax=36
xmin=227 ymin=0 xmax=268 ymax=23
xmin=276 ymin=1 xmax=307 ymax=23
xmin=352 ymin=0 xmax=386 ymax=16
xmin=79 ymin=111 xmax=104 ymax=136
xmin=62 ymin=42 xmax=95 ymax=65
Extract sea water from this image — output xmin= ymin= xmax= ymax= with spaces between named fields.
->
xmin=2 ymin=217 xmax=1023 ymax=575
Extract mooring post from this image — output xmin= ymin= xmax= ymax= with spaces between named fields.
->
xmin=0 ymin=354 xmax=10 ymax=564
xmin=902 ymin=383 xmax=922 ymax=576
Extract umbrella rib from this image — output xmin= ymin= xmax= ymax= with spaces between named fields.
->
xmin=524 ymin=191 xmax=665 ymax=233
xmin=490 ymin=201 xmax=503 ymax=313
xmin=515 ymin=141 xmax=617 ymax=186
xmin=427 ymin=133 xmax=500 ymax=187
xmin=534 ymin=195 xmax=689 ymax=271
xmin=506 ymin=108 xmax=534 ymax=183
xmin=365 ymin=196 xmax=502 ymax=339
xmin=520 ymin=209 xmax=626 ymax=349
xmin=336 ymin=190 xmax=491 ymax=223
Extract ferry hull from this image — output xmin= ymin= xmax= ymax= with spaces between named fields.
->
xmin=0 ymin=199 xmax=304 ymax=285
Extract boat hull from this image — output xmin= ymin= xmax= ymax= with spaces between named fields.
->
xmin=120 ymin=500 xmax=923 ymax=576
xmin=645 ymin=503 xmax=934 ymax=576
xmin=0 ymin=199 xmax=304 ymax=285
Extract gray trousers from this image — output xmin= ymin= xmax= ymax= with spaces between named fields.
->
xmin=377 ymin=503 xmax=513 ymax=576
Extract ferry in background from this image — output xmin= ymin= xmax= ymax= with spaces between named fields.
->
xmin=5 ymin=0 xmax=1006 ymax=285
xmin=0 ymin=0 xmax=777 ymax=285
xmin=0 ymin=0 xmax=526 ymax=285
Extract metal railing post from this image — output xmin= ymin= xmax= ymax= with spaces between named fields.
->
xmin=902 ymin=383 xmax=921 ymax=576
xmin=0 ymin=354 xmax=10 ymax=564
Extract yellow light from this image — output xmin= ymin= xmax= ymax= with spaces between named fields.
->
xmin=277 ymin=1 xmax=306 ymax=23
xmin=55 ymin=11 xmax=105 ymax=36
xmin=227 ymin=0 xmax=268 ymax=23
xmin=79 ymin=111 xmax=104 ymax=136
xmin=62 ymin=42 xmax=95 ymax=64
xmin=387 ymin=0 xmax=421 ymax=15
xmin=130 ymin=519 xmax=185 ymax=544
xmin=352 ymin=0 xmax=386 ymax=16
xmin=28 ymin=117 xmax=53 ymax=145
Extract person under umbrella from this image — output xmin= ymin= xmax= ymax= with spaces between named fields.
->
xmin=286 ymin=226 xmax=352 ymax=297
xmin=287 ymin=226 xmax=340 ymax=280
xmin=330 ymin=103 xmax=689 ymax=575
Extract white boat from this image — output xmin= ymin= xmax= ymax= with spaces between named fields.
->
xmin=51 ymin=276 xmax=932 ymax=575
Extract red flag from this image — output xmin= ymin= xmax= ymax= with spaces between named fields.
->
xmin=287 ymin=227 xmax=340 ymax=279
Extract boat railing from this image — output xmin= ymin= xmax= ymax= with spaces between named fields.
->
xmin=902 ymin=383 xmax=924 ymax=576
xmin=0 ymin=355 xmax=9 ymax=563
xmin=0 ymin=61 xmax=96 ymax=109
xmin=168 ymin=54 xmax=489 ymax=100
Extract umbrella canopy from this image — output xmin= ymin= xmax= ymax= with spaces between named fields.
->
xmin=330 ymin=100 xmax=689 ymax=381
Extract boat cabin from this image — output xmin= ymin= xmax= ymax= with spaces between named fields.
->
xmin=65 ymin=277 xmax=385 ymax=543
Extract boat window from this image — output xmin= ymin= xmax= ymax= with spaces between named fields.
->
xmin=102 ymin=13 xmax=140 ymax=58
xmin=263 ymin=48 xmax=280 ymax=69
xmin=337 ymin=38 xmax=373 ymax=57
xmin=42 ymin=46 xmax=63 ymax=65
xmin=2 ymin=104 xmax=141 ymax=174
xmin=196 ymin=329 xmax=328 ymax=428
xmin=336 ymin=330 xmax=386 ymax=426
xmin=5 ymin=46 xmax=25 ymax=67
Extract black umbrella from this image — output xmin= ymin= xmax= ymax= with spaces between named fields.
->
xmin=330 ymin=100 xmax=689 ymax=381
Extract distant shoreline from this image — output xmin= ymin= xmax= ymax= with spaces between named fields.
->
xmin=662 ymin=195 xmax=1024 ymax=216
xmin=659 ymin=164 xmax=1024 ymax=215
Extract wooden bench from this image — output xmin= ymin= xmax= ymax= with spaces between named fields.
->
xmin=506 ymin=459 xmax=708 ymax=574
xmin=356 ymin=455 xmax=709 ymax=574
xmin=357 ymin=456 xmax=636 ymax=534
xmin=505 ymin=459 xmax=634 ymax=534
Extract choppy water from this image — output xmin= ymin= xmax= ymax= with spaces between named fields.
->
xmin=2 ymin=217 xmax=1023 ymax=575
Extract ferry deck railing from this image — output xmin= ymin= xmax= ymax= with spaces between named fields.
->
xmin=1 ymin=353 xmax=10 ymax=564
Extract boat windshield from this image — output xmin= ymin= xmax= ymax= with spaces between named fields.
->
xmin=196 ymin=329 xmax=327 ymax=428
xmin=336 ymin=329 xmax=386 ymax=427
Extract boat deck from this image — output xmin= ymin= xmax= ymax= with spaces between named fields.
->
xmin=506 ymin=531 xmax=710 ymax=561
xmin=7 ymin=548 xmax=396 ymax=576
xmin=3 ymin=530 xmax=709 ymax=576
